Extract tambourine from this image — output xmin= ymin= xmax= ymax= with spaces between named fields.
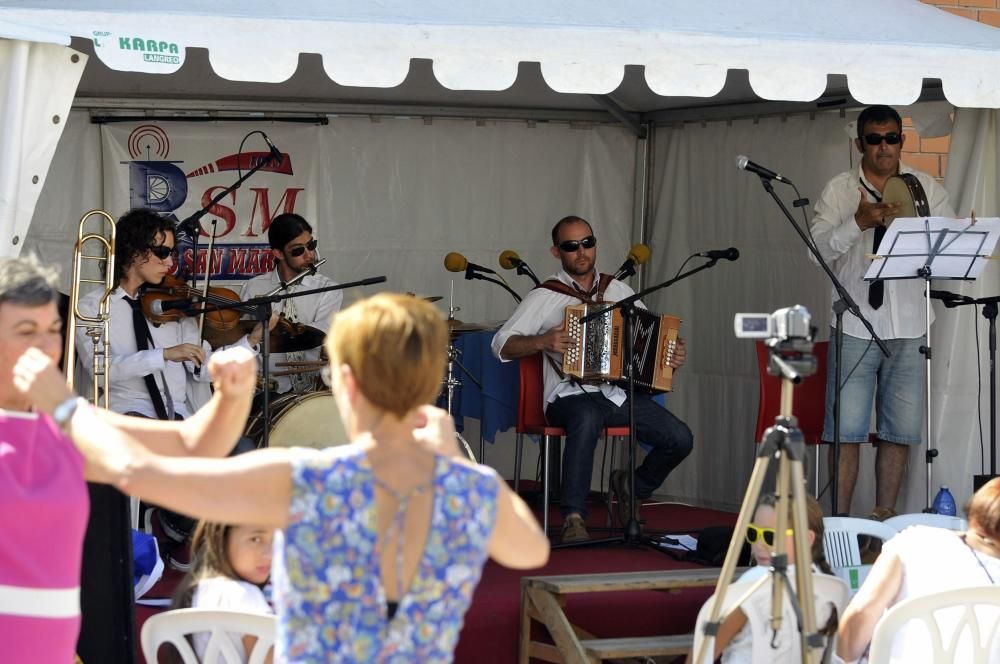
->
xmin=881 ymin=173 xmax=930 ymax=224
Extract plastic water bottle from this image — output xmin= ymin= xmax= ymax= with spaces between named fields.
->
xmin=932 ymin=485 xmax=957 ymax=516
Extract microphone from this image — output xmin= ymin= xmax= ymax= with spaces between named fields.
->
xmin=262 ymin=133 xmax=283 ymax=164
xmin=697 ymin=247 xmax=740 ymax=261
xmin=499 ymin=250 xmax=525 ymax=270
xmin=150 ymin=298 xmax=199 ymax=316
xmin=735 ymin=155 xmax=792 ymax=184
xmin=499 ymin=249 xmax=541 ymax=287
xmin=444 ymin=252 xmax=495 ymax=278
xmin=614 ymin=243 xmax=652 ymax=280
xmin=929 ymin=289 xmax=973 ymax=308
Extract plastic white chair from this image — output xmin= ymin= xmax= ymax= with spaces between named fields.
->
xmin=691 ymin=573 xmax=850 ymax=664
xmin=884 ymin=512 xmax=968 ymax=532
xmin=140 ymin=608 xmax=276 ymax=664
xmin=822 ymin=516 xmax=898 ymax=597
xmin=868 ymin=586 xmax=1000 ymax=663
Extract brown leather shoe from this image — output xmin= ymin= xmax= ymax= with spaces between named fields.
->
xmin=560 ymin=514 xmax=590 ymax=544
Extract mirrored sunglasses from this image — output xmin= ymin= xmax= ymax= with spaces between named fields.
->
xmin=745 ymin=523 xmax=794 ymax=547
xmin=558 ymin=235 xmax=597 ymax=253
xmin=146 ymin=244 xmax=177 ymax=260
xmin=863 ymin=132 xmax=902 ymax=146
xmin=288 ymin=238 xmax=318 ymax=258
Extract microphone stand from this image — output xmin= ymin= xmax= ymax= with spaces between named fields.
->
xmin=177 ymin=149 xmax=280 ymax=285
xmin=931 ymin=291 xmax=1000 ymax=488
xmin=460 ymin=266 xmax=522 ymax=303
xmin=754 ymin=175 xmax=889 ymax=516
xmin=514 ymin=263 xmax=541 ymax=287
xmin=576 ymin=257 xmax=731 ymax=550
xmin=183 ymin=276 xmax=386 ymax=447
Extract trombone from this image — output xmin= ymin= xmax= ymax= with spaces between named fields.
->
xmin=65 ymin=210 xmax=116 ymax=407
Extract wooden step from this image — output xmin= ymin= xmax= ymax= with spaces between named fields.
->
xmin=524 ymin=567 xmax=747 ymax=595
xmin=580 ymin=634 xmax=693 ymax=659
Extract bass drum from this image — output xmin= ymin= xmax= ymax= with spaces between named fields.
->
xmin=246 ymin=391 xmax=349 ymax=449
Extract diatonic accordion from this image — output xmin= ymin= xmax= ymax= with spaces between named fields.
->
xmin=562 ymin=302 xmax=681 ymax=392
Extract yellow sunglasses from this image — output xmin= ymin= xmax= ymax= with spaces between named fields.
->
xmin=745 ymin=523 xmax=794 ymax=547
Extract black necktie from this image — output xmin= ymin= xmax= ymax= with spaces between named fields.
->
xmin=862 ymin=180 xmax=886 ymax=310
xmin=125 ymin=296 xmax=170 ymax=420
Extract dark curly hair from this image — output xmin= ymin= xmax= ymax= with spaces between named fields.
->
xmin=113 ymin=208 xmax=176 ymax=283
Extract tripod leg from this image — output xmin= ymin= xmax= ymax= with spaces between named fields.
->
xmin=692 ymin=451 xmax=772 ymax=664
xmin=788 ymin=457 xmax=822 ymax=663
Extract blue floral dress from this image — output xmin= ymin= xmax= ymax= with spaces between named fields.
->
xmin=272 ymin=446 xmax=499 ymax=662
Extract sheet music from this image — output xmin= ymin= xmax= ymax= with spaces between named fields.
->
xmin=864 ymin=216 xmax=1000 ymax=281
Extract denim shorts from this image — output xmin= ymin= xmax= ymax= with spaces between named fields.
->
xmin=822 ymin=331 xmax=925 ymax=445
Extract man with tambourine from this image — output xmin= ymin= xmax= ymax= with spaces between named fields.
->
xmin=491 ymin=215 xmax=693 ymax=544
xmin=810 ymin=105 xmax=955 ymax=521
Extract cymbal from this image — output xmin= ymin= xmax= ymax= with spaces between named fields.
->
xmin=205 ymin=320 xmax=325 ymax=353
xmin=447 ymin=319 xmax=491 ymax=335
xmin=406 ymin=292 xmax=443 ymax=303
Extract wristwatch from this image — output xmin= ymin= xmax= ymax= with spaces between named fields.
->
xmin=52 ymin=396 xmax=84 ymax=431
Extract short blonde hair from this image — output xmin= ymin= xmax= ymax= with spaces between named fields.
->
xmin=325 ymin=293 xmax=448 ymax=419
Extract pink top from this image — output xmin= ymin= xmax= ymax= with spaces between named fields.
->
xmin=0 ymin=408 xmax=89 ymax=663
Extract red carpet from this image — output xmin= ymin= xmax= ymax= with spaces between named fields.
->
xmin=454 ymin=497 xmax=738 ymax=663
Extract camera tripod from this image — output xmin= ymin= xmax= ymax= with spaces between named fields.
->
xmin=694 ymin=337 xmax=828 ymax=664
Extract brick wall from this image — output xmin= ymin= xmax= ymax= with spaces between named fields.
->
xmin=904 ymin=1 xmax=1000 ymax=178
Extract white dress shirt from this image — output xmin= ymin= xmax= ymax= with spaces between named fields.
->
xmin=240 ymin=269 xmax=342 ymax=394
xmin=810 ymin=162 xmax=955 ymax=340
xmin=491 ymin=268 xmax=644 ymax=410
xmin=76 ymin=286 xmax=256 ymax=418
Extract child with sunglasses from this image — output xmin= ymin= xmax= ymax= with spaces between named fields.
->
xmin=704 ymin=493 xmax=835 ymax=664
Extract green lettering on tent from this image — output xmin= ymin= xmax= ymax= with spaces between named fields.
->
xmin=132 ymin=38 xmax=145 ymax=52
xmin=157 ymin=41 xmax=168 ymax=53
xmin=169 ymin=43 xmax=179 ymax=54
xmin=119 ymin=37 xmax=131 ymax=50
xmin=146 ymin=39 xmax=158 ymax=52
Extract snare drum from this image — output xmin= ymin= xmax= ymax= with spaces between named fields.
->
xmin=882 ymin=173 xmax=930 ymax=223
xmin=245 ymin=391 xmax=348 ymax=449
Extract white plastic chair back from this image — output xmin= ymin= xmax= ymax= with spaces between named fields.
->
xmin=691 ymin=573 xmax=849 ymax=664
xmin=140 ymin=608 xmax=276 ymax=664
xmin=884 ymin=512 xmax=968 ymax=532
xmin=822 ymin=516 xmax=898 ymax=597
xmin=868 ymin=586 xmax=1000 ymax=664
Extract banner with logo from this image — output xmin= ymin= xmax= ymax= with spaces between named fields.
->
xmin=101 ymin=121 xmax=322 ymax=281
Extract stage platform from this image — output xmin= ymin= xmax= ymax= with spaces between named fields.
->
xmin=455 ymin=496 xmax=738 ymax=663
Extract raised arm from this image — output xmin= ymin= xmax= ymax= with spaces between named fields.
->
xmin=16 ymin=346 xmax=257 ymax=458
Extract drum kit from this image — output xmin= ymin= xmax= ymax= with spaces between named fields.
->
xmin=243 ymin=293 xmax=489 ymax=462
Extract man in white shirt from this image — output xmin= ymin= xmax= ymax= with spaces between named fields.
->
xmin=77 ymin=208 xmax=267 ymax=420
xmin=810 ymin=105 xmax=956 ymax=518
xmin=492 ymin=215 xmax=692 ymax=543
xmin=240 ymin=213 xmax=342 ymax=394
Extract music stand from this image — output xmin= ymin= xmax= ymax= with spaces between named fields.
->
xmin=865 ymin=215 xmax=1000 ymax=509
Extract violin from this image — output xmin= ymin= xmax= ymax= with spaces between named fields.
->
xmin=140 ymin=273 xmax=243 ymax=330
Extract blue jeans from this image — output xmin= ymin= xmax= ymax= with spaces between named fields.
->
xmin=546 ymin=392 xmax=694 ymax=518
xmin=822 ymin=331 xmax=925 ymax=444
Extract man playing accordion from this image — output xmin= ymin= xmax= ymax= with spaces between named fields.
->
xmin=492 ymin=215 xmax=693 ymax=544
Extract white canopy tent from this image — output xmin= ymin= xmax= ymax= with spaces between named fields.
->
xmin=2 ymin=0 xmax=1000 ymax=514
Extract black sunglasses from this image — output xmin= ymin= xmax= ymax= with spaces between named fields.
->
xmin=288 ymin=238 xmax=318 ymax=257
xmin=558 ymin=235 xmax=597 ymax=253
xmin=863 ymin=132 xmax=902 ymax=146
xmin=146 ymin=244 xmax=177 ymax=260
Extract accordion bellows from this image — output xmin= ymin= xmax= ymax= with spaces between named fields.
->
xmin=562 ymin=302 xmax=681 ymax=392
